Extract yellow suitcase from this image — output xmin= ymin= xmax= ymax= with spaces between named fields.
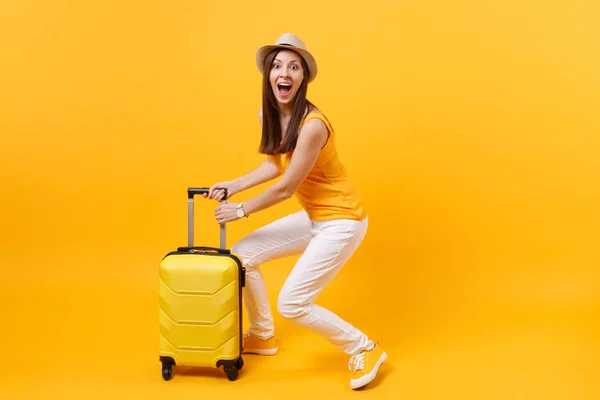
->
xmin=159 ymin=187 xmax=245 ymax=381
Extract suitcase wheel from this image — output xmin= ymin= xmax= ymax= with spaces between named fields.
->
xmin=162 ymin=362 xmax=173 ymax=381
xmin=224 ymin=365 xmax=239 ymax=381
xmin=235 ymin=356 xmax=244 ymax=370
xmin=222 ymin=356 xmax=243 ymax=381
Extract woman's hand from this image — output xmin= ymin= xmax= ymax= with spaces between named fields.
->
xmin=203 ymin=181 xmax=234 ymax=202
xmin=215 ymin=202 xmax=242 ymax=224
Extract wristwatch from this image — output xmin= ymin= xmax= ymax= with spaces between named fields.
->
xmin=236 ymin=202 xmax=248 ymax=218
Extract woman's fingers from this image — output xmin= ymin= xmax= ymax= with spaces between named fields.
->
xmin=205 ymin=183 xmax=230 ymax=201
xmin=215 ymin=210 xmax=226 ymax=223
xmin=214 ymin=203 xmax=237 ymax=224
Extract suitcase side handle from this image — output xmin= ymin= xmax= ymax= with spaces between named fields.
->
xmin=187 ymin=187 xmax=228 ymax=249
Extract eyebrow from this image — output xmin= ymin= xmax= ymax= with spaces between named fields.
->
xmin=274 ymin=58 xmax=300 ymax=63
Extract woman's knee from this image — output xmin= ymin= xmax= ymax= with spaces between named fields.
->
xmin=231 ymin=235 xmax=257 ymax=268
xmin=277 ymin=288 xmax=308 ymax=319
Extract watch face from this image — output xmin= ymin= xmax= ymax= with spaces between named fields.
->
xmin=236 ymin=208 xmax=244 ymax=217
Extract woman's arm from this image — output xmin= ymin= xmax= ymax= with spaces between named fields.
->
xmin=214 ymin=118 xmax=328 ymax=223
xmin=231 ymin=158 xmax=281 ymax=194
xmin=206 ymin=158 xmax=280 ymax=200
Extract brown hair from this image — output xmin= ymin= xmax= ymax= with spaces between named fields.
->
xmin=258 ymin=49 xmax=316 ymax=155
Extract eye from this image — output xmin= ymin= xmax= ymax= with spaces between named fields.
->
xmin=290 ymin=65 xmax=298 ymax=70
xmin=273 ymin=64 xmax=281 ymax=69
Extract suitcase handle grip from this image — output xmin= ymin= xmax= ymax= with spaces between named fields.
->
xmin=188 ymin=187 xmax=228 ymax=200
xmin=187 ymin=187 xmax=227 ymax=249
xmin=177 ymin=246 xmax=231 ymax=255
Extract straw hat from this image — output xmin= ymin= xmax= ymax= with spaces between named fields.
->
xmin=256 ymin=33 xmax=318 ymax=83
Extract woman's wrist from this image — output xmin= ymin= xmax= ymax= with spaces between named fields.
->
xmin=229 ymin=179 xmax=242 ymax=197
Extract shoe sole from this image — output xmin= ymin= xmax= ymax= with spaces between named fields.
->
xmin=350 ymin=351 xmax=387 ymax=390
xmin=242 ymin=348 xmax=278 ymax=356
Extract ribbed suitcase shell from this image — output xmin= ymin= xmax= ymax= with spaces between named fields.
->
xmin=159 ymin=249 xmax=244 ymax=380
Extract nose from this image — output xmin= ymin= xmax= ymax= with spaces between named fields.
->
xmin=278 ymin=68 xmax=290 ymax=78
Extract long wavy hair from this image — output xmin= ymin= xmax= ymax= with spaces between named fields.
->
xmin=258 ymin=48 xmax=316 ymax=155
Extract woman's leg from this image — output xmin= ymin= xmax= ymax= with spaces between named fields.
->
xmin=231 ymin=210 xmax=313 ymax=340
xmin=276 ymin=217 xmax=373 ymax=355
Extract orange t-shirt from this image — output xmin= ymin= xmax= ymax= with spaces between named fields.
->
xmin=268 ymin=113 xmax=367 ymax=221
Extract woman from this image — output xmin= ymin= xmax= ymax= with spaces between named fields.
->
xmin=203 ymin=33 xmax=386 ymax=390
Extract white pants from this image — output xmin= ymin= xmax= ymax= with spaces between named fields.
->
xmin=231 ymin=210 xmax=373 ymax=356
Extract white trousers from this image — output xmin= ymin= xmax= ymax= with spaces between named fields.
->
xmin=231 ymin=210 xmax=373 ymax=356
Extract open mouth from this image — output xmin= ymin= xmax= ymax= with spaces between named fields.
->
xmin=277 ymin=83 xmax=292 ymax=97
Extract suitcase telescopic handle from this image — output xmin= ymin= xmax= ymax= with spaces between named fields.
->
xmin=186 ymin=187 xmax=228 ymax=250
xmin=187 ymin=187 xmax=227 ymax=200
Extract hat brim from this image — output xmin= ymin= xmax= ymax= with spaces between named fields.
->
xmin=256 ymin=44 xmax=318 ymax=83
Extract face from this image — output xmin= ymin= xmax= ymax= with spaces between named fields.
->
xmin=269 ymin=50 xmax=305 ymax=106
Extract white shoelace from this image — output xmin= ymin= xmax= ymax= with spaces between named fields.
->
xmin=348 ymin=353 xmax=366 ymax=371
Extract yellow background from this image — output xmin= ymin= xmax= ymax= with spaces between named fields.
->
xmin=1 ymin=0 xmax=599 ymax=399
